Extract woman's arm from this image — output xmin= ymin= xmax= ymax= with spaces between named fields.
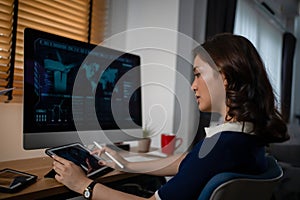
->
xmin=52 ymin=155 xmax=156 ymax=200
xmin=126 ymin=153 xmax=186 ymax=176
xmin=93 ymin=146 xmax=187 ymax=176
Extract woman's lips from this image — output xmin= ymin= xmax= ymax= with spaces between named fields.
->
xmin=196 ymin=95 xmax=200 ymax=103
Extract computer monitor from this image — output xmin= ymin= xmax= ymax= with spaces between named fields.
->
xmin=23 ymin=28 xmax=142 ymax=149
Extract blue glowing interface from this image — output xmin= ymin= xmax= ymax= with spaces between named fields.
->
xmin=23 ymin=28 xmax=142 ymax=133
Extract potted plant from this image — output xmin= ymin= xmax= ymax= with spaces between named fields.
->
xmin=137 ymin=125 xmax=154 ymax=152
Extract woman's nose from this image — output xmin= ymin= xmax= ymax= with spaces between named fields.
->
xmin=191 ymin=80 xmax=197 ymax=91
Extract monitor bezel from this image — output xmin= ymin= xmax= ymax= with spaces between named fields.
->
xmin=23 ymin=28 xmax=143 ymax=150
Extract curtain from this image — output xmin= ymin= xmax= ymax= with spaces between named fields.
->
xmin=205 ymin=0 xmax=237 ymax=39
xmin=234 ymin=0 xmax=283 ymax=106
xmin=281 ymin=32 xmax=297 ymax=122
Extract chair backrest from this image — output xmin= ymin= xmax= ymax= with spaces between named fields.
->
xmin=198 ymin=156 xmax=283 ymax=200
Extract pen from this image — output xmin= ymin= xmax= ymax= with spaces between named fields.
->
xmin=93 ymin=141 xmax=124 ymax=169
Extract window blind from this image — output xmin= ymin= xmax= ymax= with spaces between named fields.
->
xmin=0 ymin=0 xmax=107 ymax=103
xmin=0 ymin=0 xmax=14 ymax=102
xmin=90 ymin=0 xmax=107 ymax=45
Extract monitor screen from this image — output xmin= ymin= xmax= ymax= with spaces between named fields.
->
xmin=23 ymin=28 xmax=142 ymax=149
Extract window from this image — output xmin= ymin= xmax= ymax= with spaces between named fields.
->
xmin=234 ymin=0 xmax=283 ymax=105
xmin=0 ymin=0 xmax=107 ymax=103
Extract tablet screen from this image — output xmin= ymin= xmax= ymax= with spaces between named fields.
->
xmin=0 ymin=170 xmax=24 ymax=189
xmin=46 ymin=143 xmax=110 ymax=177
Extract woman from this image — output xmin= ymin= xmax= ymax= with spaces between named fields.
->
xmin=52 ymin=33 xmax=289 ymax=200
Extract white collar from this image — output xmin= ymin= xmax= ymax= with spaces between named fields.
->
xmin=204 ymin=121 xmax=255 ymax=138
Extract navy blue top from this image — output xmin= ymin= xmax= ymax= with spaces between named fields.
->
xmin=157 ymin=131 xmax=267 ymax=200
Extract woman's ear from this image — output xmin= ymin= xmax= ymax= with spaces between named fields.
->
xmin=221 ymin=73 xmax=228 ymax=88
xmin=224 ymin=79 xmax=228 ymax=87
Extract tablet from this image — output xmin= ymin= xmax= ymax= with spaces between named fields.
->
xmin=0 ymin=168 xmax=37 ymax=193
xmin=45 ymin=143 xmax=113 ymax=178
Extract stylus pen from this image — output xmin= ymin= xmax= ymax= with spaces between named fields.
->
xmin=93 ymin=141 xmax=124 ymax=169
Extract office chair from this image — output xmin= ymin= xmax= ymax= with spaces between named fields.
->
xmin=198 ymin=156 xmax=283 ymax=200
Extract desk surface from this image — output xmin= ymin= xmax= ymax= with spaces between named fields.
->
xmin=0 ymin=147 xmax=163 ymax=200
xmin=0 ymin=156 xmax=138 ymax=200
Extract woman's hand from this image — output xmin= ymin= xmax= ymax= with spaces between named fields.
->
xmin=52 ymin=155 xmax=92 ymax=194
xmin=91 ymin=146 xmax=129 ymax=171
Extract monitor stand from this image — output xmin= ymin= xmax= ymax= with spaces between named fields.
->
xmin=106 ymin=143 xmax=130 ymax=151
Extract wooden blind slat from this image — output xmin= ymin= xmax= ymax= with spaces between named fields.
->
xmin=16 ymin=23 xmax=88 ymax=40
xmin=11 ymin=81 xmax=22 ymax=88
xmin=14 ymin=61 xmax=23 ymax=69
xmin=0 ymin=13 xmax=12 ymax=22
xmin=55 ymin=0 xmax=87 ymax=7
xmin=17 ymin=18 xmax=87 ymax=36
xmin=19 ymin=3 xmax=89 ymax=27
xmin=15 ymin=54 xmax=23 ymax=62
xmin=0 ymin=5 xmax=13 ymax=14
xmin=15 ymin=46 xmax=22 ymax=54
xmin=48 ymin=0 xmax=89 ymax=12
xmin=0 ymin=51 xmax=10 ymax=58
xmin=0 ymin=44 xmax=11 ymax=52
xmin=0 ymin=79 xmax=7 ymax=87
xmin=0 ymin=21 xmax=13 ymax=30
xmin=34 ymin=0 xmax=89 ymax=16
xmin=0 ymin=71 xmax=9 ymax=79
xmin=21 ymin=1 xmax=88 ymax=23
xmin=0 ymin=60 xmax=10 ymax=68
xmin=0 ymin=0 xmax=13 ymax=7
xmin=0 ymin=57 xmax=10 ymax=66
xmin=16 ymin=26 xmax=86 ymax=42
xmin=13 ymin=67 xmax=22 ymax=75
xmin=11 ymin=89 xmax=22 ymax=95
xmin=13 ymin=74 xmax=22 ymax=81
xmin=0 ymin=40 xmax=12 ymax=49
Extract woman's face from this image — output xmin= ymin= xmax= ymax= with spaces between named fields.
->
xmin=191 ymin=55 xmax=226 ymax=115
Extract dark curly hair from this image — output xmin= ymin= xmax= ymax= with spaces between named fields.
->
xmin=194 ymin=33 xmax=289 ymax=143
